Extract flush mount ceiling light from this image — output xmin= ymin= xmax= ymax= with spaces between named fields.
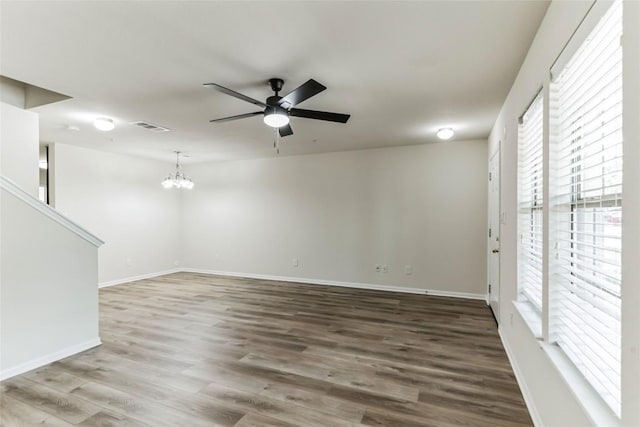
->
xmin=94 ymin=117 xmax=115 ymax=131
xmin=161 ymin=151 xmax=194 ymax=189
xmin=263 ymin=106 xmax=290 ymax=128
xmin=437 ymin=127 xmax=454 ymax=140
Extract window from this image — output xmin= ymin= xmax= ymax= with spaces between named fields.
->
xmin=517 ymin=91 xmax=544 ymax=313
xmin=549 ymin=0 xmax=623 ymax=416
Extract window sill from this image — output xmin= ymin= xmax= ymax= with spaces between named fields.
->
xmin=513 ymin=300 xmax=542 ymax=339
xmin=541 ymin=343 xmax=620 ymax=427
xmin=512 ymin=300 xmax=620 ymax=425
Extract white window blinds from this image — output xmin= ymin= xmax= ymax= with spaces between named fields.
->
xmin=518 ymin=92 xmax=544 ymax=311
xmin=550 ymin=0 xmax=623 ymax=416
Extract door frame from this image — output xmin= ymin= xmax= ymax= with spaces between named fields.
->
xmin=488 ymin=142 xmax=501 ymax=323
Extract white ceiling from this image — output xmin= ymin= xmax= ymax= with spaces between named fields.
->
xmin=0 ymin=1 xmax=549 ymax=164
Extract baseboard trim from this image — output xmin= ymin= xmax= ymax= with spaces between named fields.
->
xmin=0 ymin=337 xmax=101 ymax=381
xmin=99 ymin=268 xmax=182 ymax=288
xmin=498 ymin=326 xmax=542 ymax=427
xmin=181 ymin=268 xmax=487 ymax=300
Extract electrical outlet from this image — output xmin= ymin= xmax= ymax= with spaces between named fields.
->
xmin=375 ymin=264 xmax=381 ymax=273
xmin=382 ymin=265 xmax=389 ymax=273
xmin=126 ymin=257 xmax=133 ymax=267
xmin=404 ymin=265 xmax=412 ymax=275
xmin=292 ymin=258 xmax=299 ymax=267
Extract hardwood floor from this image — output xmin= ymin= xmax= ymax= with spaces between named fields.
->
xmin=0 ymin=272 xmax=532 ymax=426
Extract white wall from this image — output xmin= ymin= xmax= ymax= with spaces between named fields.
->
xmin=490 ymin=1 xmax=640 ymax=425
xmin=51 ymin=144 xmax=182 ymax=285
xmin=620 ymin=2 xmax=640 ymax=424
xmin=182 ymin=141 xmax=488 ymax=297
xmin=0 ymin=184 xmax=100 ymax=378
xmin=0 ymin=102 xmax=39 ymax=197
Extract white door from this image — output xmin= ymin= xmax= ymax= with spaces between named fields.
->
xmin=488 ymin=147 xmax=501 ymax=322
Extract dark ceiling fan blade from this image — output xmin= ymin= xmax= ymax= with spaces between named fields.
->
xmin=278 ymin=123 xmax=293 ymax=137
xmin=203 ymin=83 xmax=267 ymax=108
xmin=278 ymin=79 xmax=326 ymax=109
xmin=289 ymin=108 xmax=350 ymax=123
xmin=209 ymin=111 xmax=263 ymax=123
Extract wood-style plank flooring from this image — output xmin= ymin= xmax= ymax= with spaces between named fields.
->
xmin=0 ymin=272 xmax=532 ymax=426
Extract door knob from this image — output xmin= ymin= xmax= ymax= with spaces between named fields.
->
xmin=492 ymin=249 xmax=500 ymax=253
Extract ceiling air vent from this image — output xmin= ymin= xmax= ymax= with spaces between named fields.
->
xmin=130 ymin=121 xmax=171 ymax=132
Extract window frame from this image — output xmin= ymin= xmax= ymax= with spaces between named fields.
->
xmin=516 ymin=90 xmax=545 ymax=335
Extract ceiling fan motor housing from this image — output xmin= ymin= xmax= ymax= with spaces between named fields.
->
xmin=266 ymin=95 xmax=284 ymax=107
xmin=264 ymin=105 xmax=288 ymax=115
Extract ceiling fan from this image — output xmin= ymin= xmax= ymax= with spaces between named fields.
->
xmin=204 ymin=78 xmax=350 ymax=137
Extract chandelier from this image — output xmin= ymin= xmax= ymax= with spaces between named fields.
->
xmin=161 ymin=151 xmax=194 ymax=189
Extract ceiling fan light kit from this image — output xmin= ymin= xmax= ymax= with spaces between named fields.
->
xmin=205 ymin=77 xmax=350 ymax=138
xmin=263 ymin=106 xmax=290 ymax=128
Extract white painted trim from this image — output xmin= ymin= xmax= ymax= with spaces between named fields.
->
xmin=181 ymin=268 xmax=487 ymax=300
xmin=99 ymin=268 xmax=182 ymax=288
xmin=498 ymin=326 xmax=543 ymax=427
xmin=512 ymin=300 xmax=543 ymax=339
xmin=420 ymin=287 xmax=486 ymax=300
xmin=0 ymin=175 xmax=104 ymax=247
xmin=0 ymin=337 xmax=101 ymax=381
